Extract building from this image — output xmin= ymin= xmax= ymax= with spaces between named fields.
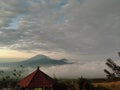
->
xmin=16 ymin=66 xmax=55 ymax=90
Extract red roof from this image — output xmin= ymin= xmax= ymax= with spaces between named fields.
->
xmin=17 ymin=66 xmax=54 ymax=88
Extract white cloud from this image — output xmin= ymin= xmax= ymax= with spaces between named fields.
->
xmin=41 ymin=60 xmax=107 ymax=78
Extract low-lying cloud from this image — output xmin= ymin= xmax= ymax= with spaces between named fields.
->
xmin=41 ymin=60 xmax=107 ymax=78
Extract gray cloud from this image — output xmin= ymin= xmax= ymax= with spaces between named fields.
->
xmin=0 ymin=0 xmax=120 ymax=77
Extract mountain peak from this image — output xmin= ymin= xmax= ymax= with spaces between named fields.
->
xmin=31 ymin=54 xmax=49 ymax=60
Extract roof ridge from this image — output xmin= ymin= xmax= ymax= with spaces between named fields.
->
xmin=27 ymin=67 xmax=39 ymax=87
xmin=38 ymin=69 xmax=54 ymax=80
xmin=17 ymin=67 xmax=38 ymax=87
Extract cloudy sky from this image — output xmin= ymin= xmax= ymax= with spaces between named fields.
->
xmin=0 ymin=0 xmax=120 ymax=78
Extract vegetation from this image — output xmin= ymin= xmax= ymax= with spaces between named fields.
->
xmin=77 ymin=77 xmax=94 ymax=90
xmin=0 ymin=65 xmax=24 ymax=88
xmin=104 ymin=52 xmax=120 ymax=80
xmin=52 ymin=78 xmax=110 ymax=90
xmin=94 ymin=81 xmax=120 ymax=90
xmin=92 ymin=52 xmax=120 ymax=90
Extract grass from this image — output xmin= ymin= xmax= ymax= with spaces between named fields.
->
xmin=93 ymin=81 xmax=120 ymax=90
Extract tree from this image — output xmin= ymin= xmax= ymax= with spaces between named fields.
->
xmin=0 ymin=65 xmax=24 ymax=88
xmin=104 ymin=52 xmax=120 ymax=79
xmin=12 ymin=65 xmax=24 ymax=81
xmin=53 ymin=79 xmax=67 ymax=90
xmin=77 ymin=77 xmax=93 ymax=90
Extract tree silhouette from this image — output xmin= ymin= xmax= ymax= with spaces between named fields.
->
xmin=104 ymin=52 xmax=120 ymax=79
xmin=0 ymin=65 xmax=24 ymax=88
xmin=77 ymin=77 xmax=94 ymax=90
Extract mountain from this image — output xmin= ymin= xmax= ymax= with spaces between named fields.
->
xmin=19 ymin=54 xmax=71 ymax=67
xmin=0 ymin=54 xmax=72 ymax=68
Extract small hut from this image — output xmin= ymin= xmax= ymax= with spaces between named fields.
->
xmin=16 ymin=66 xmax=54 ymax=90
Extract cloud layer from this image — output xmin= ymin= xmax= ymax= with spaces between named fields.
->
xmin=0 ymin=0 xmax=120 ymax=55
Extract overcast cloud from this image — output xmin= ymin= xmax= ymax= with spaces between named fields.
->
xmin=0 ymin=0 xmax=120 ymax=78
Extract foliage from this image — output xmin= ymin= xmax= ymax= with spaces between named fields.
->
xmin=12 ymin=65 xmax=24 ymax=81
xmin=52 ymin=78 xmax=109 ymax=90
xmin=53 ymin=78 xmax=67 ymax=90
xmin=104 ymin=52 xmax=120 ymax=80
xmin=0 ymin=65 xmax=24 ymax=88
xmin=77 ymin=77 xmax=94 ymax=90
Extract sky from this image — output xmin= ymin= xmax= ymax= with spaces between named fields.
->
xmin=0 ymin=0 xmax=120 ymax=78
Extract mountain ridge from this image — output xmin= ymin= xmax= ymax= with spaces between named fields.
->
xmin=0 ymin=54 xmax=72 ymax=68
xmin=20 ymin=54 xmax=71 ymax=67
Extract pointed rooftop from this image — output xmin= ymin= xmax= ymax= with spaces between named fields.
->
xmin=17 ymin=66 xmax=54 ymax=88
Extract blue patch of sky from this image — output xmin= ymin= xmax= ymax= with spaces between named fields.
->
xmin=52 ymin=7 xmax=60 ymax=14
xmin=8 ymin=15 xmax=23 ymax=29
xmin=56 ymin=0 xmax=68 ymax=8
xmin=55 ymin=14 xmax=66 ymax=25
xmin=34 ymin=0 xmax=41 ymax=3
xmin=18 ymin=1 xmax=31 ymax=14
xmin=33 ymin=0 xmax=50 ymax=4
xmin=51 ymin=0 xmax=68 ymax=13
xmin=77 ymin=0 xmax=86 ymax=4
xmin=58 ymin=0 xmax=68 ymax=7
xmin=45 ymin=0 xmax=50 ymax=4
xmin=23 ymin=1 xmax=31 ymax=6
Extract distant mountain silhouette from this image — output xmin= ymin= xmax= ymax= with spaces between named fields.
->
xmin=0 ymin=54 xmax=72 ymax=68
xmin=19 ymin=54 xmax=71 ymax=67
